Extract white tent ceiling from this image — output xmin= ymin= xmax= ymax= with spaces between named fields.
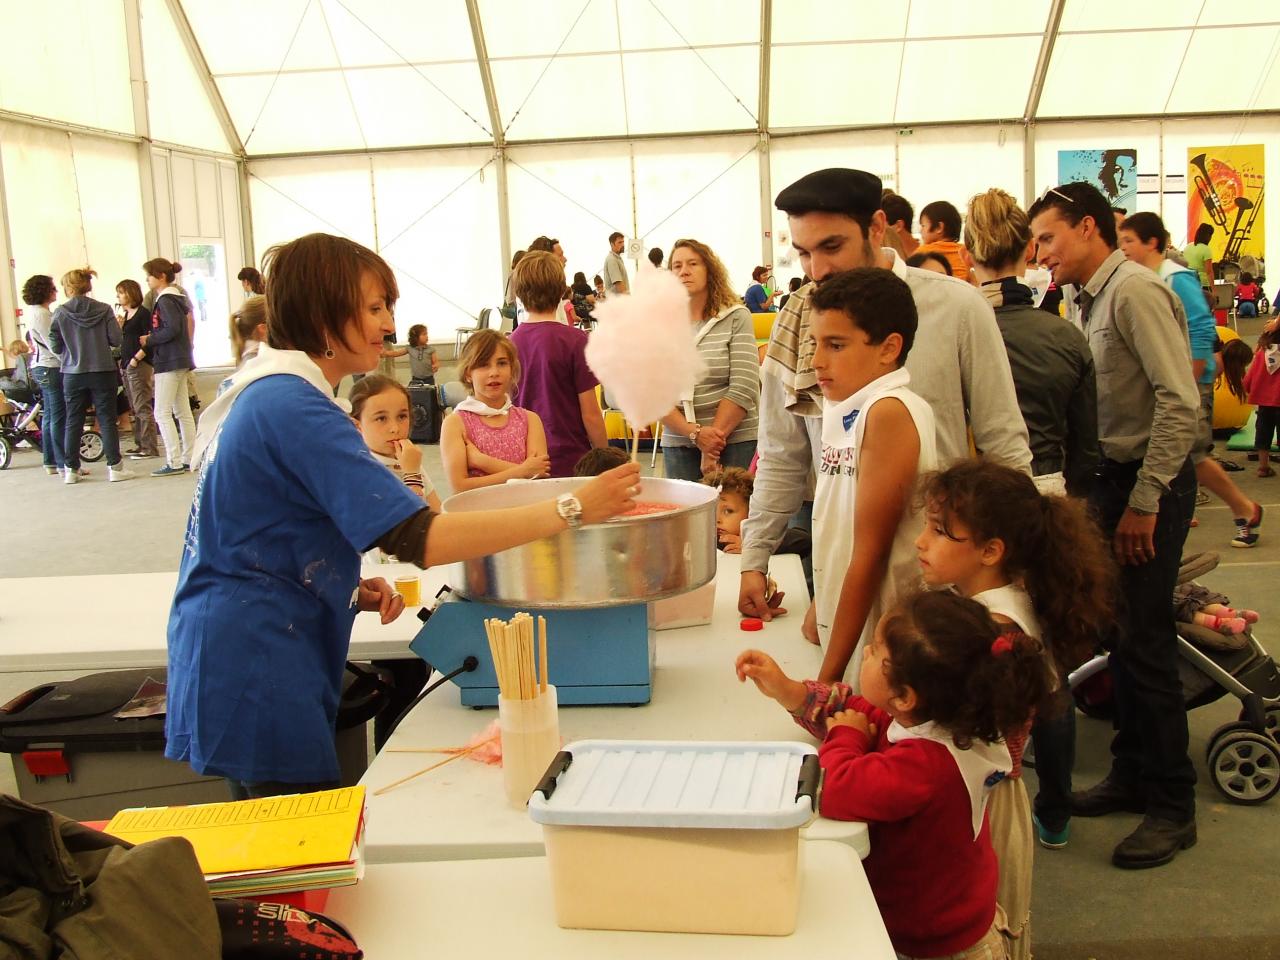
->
xmin=4 ymin=0 xmax=1279 ymax=159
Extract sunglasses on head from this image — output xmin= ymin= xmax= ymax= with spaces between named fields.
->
xmin=1038 ymin=186 xmax=1077 ymax=206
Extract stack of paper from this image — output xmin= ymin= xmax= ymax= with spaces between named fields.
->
xmin=104 ymin=786 xmax=365 ymax=897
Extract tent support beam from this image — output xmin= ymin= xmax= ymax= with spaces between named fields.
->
xmin=123 ymin=0 xmax=160 ymax=256
xmin=163 ymin=0 xmax=245 ymax=157
xmin=0 ymin=136 xmax=17 ymax=349
xmin=1023 ymin=0 xmax=1064 ymax=202
xmin=757 ymin=0 xmax=773 ymax=272
xmin=464 ymin=0 xmax=510 ymax=303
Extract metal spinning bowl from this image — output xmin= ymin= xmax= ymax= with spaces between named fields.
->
xmin=441 ymin=476 xmax=717 ymax=608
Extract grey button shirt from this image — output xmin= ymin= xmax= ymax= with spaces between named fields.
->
xmin=1077 ymin=249 xmax=1199 ymax=514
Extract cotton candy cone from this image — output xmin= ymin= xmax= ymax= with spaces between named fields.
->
xmin=585 ymin=263 xmax=706 ymax=428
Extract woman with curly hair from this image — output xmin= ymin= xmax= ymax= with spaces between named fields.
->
xmin=22 ymin=274 xmax=66 ymax=475
xmin=659 ymin=239 xmax=761 ymax=481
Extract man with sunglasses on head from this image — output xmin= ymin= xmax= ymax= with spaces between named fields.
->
xmin=739 ymin=168 xmax=1031 ymax=645
xmin=1029 ymin=181 xmax=1200 ymax=870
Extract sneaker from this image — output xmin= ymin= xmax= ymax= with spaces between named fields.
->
xmin=44 ymin=465 xmax=58 ymax=476
xmin=1232 ymin=503 xmax=1263 ymax=549
xmin=129 ymin=450 xmax=159 ymax=460
xmin=1033 ymin=814 xmax=1070 ymax=850
xmin=108 ymin=465 xmax=136 ymax=482
xmin=123 ymin=447 xmax=142 ymax=455
xmin=183 ymin=464 xmax=192 ymax=472
xmin=63 ymin=467 xmax=79 ymax=485
xmin=1112 ymin=815 xmax=1196 ymax=869
xmin=1195 ymin=490 xmax=1211 ymax=506
xmin=152 ymin=464 xmax=187 ymax=478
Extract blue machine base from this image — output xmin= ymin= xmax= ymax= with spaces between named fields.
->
xmin=411 ymin=595 xmax=655 ymax=708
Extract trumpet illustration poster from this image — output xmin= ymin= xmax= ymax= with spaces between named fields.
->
xmin=1058 ymin=149 xmax=1137 ymax=212
xmin=1187 ymin=145 xmax=1264 ymax=262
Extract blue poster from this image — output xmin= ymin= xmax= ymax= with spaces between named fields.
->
xmin=1057 ymin=149 xmax=1138 ymax=213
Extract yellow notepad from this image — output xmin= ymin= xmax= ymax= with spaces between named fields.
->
xmin=104 ymin=786 xmax=365 ymax=875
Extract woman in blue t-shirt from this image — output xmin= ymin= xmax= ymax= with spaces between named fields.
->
xmin=743 ymin=265 xmax=776 ymax=313
xmin=166 ymin=233 xmax=641 ymax=800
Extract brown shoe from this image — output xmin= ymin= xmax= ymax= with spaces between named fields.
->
xmin=1071 ymin=776 xmax=1146 ymax=817
xmin=1112 ymin=815 xmax=1196 ymax=869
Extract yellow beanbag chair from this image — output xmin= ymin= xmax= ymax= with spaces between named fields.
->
xmin=1213 ymin=325 xmax=1252 ymax=431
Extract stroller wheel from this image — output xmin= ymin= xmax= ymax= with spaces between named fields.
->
xmin=79 ymin=429 xmax=104 ymax=463
xmin=0 ymin=436 xmax=11 ymax=469
xmin=1238 ymin=704 xmax=1280 ymax=744
xmin=1208 ymin=720 xmax=1256 ymax=762
xmin=1208 ymin=730 xmax=1280 ymax=804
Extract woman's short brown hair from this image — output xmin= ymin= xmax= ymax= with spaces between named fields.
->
xmin=22 ymin=275 xmax=55 ymax=306
xmin=142 ymin=258 xmax=181 ymax=284
xmin=511 ymin=251 xmax=564 ymax=313
xmin=458 ymin=329 xmax=520 ymax=394
xmin=61 ymin=267 xmax=96 ymax=296
xmin=116 ymin=279 xmax=143 ymax=310
xmin=261 ymin=233 xmax=398 ymax=357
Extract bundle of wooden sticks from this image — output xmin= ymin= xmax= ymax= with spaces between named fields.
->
xmin=484 ymin=612 xmax=549 ymax=700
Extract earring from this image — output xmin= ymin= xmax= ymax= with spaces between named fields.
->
xmin=323 ymin=334 xmax=336 ymax=360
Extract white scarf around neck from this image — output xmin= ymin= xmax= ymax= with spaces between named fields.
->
xmin=191 ymin=343 xmax=346 ymax=471
xmin=887 ymin=719 xmax=1012 ymax=839
xmin=454 ymin=395 xmax=512 ymax=416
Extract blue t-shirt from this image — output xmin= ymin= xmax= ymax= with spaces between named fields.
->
xmin=744 ymin=283 xmax=770 ymax=313
xmin=165 ymin=376 xmax=423 ymax=783
xmin=1167 ymin=268 xmax=1217 ymax=384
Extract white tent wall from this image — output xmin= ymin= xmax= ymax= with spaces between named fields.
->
xmin=1 ymin=123 xmax=146 ymax=345
xmin=896 ymin=123 xmax=1025 ymax=226
xmin=138 ymin=0 xmax=235 ymax=155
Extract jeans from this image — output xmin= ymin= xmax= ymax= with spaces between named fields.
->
xmin=662 ymin=438 xmax=757 ymax=482
xmin=154 ymin=369 xmax=195 ymax=468
xmin=63 ymin=371 xmax=121 ymax=469
xmin=226 ymin=778 xmax=341 ymax=801
xmin=30 ymin=365 xmax=66 ymax=469
xmin=123 ymin=362 xmax=160 ymax=455
xmin=1090 ymin=457 xmax=1197 ymax=821
xmin=1239 ymin=300 xmax=1258 ymax=318
xmin=1030 ymin=688 xmax=1076 ymax=832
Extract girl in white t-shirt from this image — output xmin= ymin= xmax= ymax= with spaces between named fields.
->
xmin=350 ymin=374 xmax=442 ymax=513
xmin=914 ymin=460 xmax=1114 ymax=960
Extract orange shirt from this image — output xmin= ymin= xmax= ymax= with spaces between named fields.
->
xmin=916 ymin=240 xmax=972 ymax=283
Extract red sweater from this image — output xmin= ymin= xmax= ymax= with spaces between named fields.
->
xmin=1243 ymin=349 xmax=1280 ymax=408
xmin=802 ymin=692 xmax=998 ymax=958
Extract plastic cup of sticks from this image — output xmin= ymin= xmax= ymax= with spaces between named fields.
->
xmin=486 ymin=613 xmax=560 ymax=808
xmin=499 ymin=684 xmax=559 ymax=808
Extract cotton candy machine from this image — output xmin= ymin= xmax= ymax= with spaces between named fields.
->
xmin=410 ymin=477 xmax=717 ymax=706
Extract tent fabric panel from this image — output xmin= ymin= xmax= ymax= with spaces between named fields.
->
xmin=1038 ymin=30 xmax=1193 ymax=118
xmin=139 ymin=0 xmax=234 ymax=154
xmin=894 ymin=36 xmax=1040 ymax=123
xmin=621 ymin=47 xmax=759 ymax=135
xmin=491 ymin=55 xmax=629 ymax=141
xmin=1 ymin=0 xmax=134 ymax=134
xmin=769 ymin=42 xmax=903 ymax=129
xmin=631 ymin=134 xmax=762 ymax=292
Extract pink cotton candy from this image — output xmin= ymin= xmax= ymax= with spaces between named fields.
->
xmin=586 ymin=264 xmax=706 ymax=428
xmin=464 ymin=720 xmax=503 ymax=766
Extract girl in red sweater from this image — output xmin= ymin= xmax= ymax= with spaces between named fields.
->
xmin=1243 ymin=330 xmax=1280 ymax=477
xmin=737 ymin=591 xmax=1052 ymax=960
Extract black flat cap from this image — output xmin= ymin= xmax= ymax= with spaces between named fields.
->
xmin=775 ymin=168 xmax=883 ymax=218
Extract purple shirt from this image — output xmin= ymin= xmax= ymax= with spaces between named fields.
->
xmin=511 ymin=321 xmax=599 ymax=477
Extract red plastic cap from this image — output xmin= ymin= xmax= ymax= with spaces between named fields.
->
xmin=740 ymin=618 xmax=764 ymax=631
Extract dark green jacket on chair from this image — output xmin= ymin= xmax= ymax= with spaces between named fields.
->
xmin=0 ymin=793 xmax=219 ymax=959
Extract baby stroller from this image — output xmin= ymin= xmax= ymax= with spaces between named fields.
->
xmin=0 ymin=374 xmax=105 ymax=470
xmin=1070 ymin=552 xmax=1280 ymax=805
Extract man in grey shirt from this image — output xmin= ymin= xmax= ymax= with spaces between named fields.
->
xmin=1030 ymin=181 xmax=1200 ymax=870
xmin=739 ymin=167 xmax=1031 ymax=636
xmin=603 ymin=231 xmax=629 ymax=295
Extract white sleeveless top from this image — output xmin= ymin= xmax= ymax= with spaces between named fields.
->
xmin=813 ymin=367 xmax=938 ymax=688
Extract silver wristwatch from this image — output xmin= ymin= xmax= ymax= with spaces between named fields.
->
xmin=556 ymin=492 xmax=584 ymax=528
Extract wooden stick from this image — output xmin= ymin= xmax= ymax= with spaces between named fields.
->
xmin=539 ymin=616 xmax=548 ymax=693
xmin=630 ymin=426 xmax=640 ymax=463
xmin=374 ymin=743 xmax=482 ymax=795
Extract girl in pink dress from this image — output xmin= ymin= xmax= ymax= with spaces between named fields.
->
xmin=441 ymin=329 xmax=551 ymax=493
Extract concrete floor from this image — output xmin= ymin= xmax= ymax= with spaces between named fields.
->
xmin=2 ymin=363 xmax=1278 ymax=958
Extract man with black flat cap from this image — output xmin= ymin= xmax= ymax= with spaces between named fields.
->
xmin=739 ymin=167 xmax=1032 ymax=647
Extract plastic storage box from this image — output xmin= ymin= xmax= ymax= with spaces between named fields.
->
xmin=527 ymin=739 xmax=819 ymax=936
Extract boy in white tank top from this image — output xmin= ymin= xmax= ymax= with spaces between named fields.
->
xmin=809 ymin=269 xmax=938 ymax=686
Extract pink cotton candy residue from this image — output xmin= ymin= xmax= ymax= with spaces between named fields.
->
xmin=464 ymin=720 xmax=503 ymax=766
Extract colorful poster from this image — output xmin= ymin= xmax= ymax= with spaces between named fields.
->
xmin=1057 ymin=149 xmax=1138 ymax=213
xmin=1188 ymin=145 xmax=1264 ymax=263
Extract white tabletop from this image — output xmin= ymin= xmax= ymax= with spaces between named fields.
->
xmin=325 ymin=841 xmax=894 ymax=958
xmin=361 ymin=553 xmax=871 ymax=862
xmin=0 ymin=563 xmax=448 ymax=673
